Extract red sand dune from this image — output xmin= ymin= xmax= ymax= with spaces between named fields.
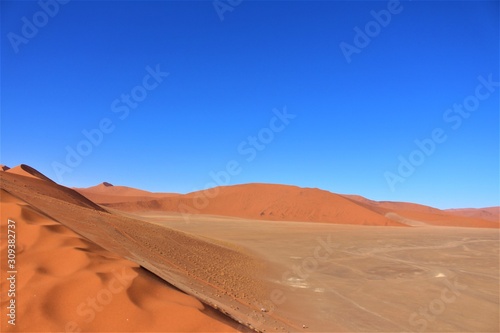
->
xmin=2 ymin=166 xmax=294 ymax=332
xmin=344 ymin=194 xmax=498 ymax=228
xmin=5 ymin=164 xmax=105 ymax=212
xmin=89 ymin=183 xmax=498 ymax=228
xmin=343 ymin=194 xmax=443 ymax=214
xmin=96 ymin=184 xmax=404 ymax=226
xmin=445 ymin=207 xmax=499 ymax=222
xmin=6 ymin=164 xmax=55 ymax=183
xmin=0 ymin=168 xmax=247 ymax=332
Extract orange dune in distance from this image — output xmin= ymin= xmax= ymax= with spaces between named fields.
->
xmin=78 ymin=180 xmax=498 ymax=229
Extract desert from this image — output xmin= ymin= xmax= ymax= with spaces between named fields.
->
xmin=1 ymin=165 xmax=498 ymax=332
xmin=2 ymin=1 xmax=498 ymax=332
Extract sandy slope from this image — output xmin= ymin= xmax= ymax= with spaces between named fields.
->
xmin=0 ymin=170 xmax=247 ymax=332
xmin=6 ymin=164 xmax=56 ymax=183
xmin=6 ymin=165 xmax=105 ymax=211
xmin=0 ymin=167 xmax=291 ymax=332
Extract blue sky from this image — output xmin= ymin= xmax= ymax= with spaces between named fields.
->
xmin=1 ymin=0 xmax=498 ymax=209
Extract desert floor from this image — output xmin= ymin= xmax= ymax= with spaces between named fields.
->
xmin=123 ymin=211 xmax=500 ymax=332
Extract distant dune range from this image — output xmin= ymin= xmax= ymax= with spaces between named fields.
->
xmin=77 ymin=181 xmax=498 ymax=229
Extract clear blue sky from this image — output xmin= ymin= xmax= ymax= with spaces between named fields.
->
xmin=1 ymin=1 xmax=498 ymax=209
